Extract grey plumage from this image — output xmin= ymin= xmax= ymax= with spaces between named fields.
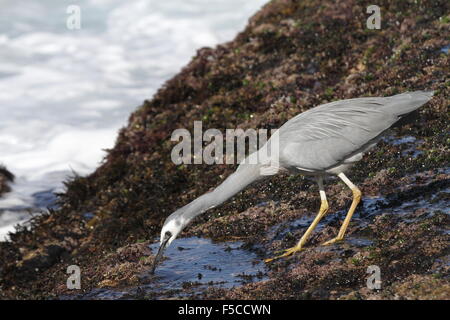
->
xmin=278 ymin=91 xmax=434 ymax=172
xmin=151 ymin=90 xmax=434 ymax=272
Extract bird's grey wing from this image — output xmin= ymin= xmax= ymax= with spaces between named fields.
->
xmin=278 ymin=91 xmax=433 ymax=171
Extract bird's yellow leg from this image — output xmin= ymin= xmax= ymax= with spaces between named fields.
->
xmin=265 ymin=178 xmax=328 ymax=263
xmin=322 ymin=172 xmax=361 ymax=246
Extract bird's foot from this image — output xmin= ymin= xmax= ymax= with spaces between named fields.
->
xmin=264 ymin=245 xmax=303 ymax=263
xmin=321 ymin=237 xmax=343 ymax=246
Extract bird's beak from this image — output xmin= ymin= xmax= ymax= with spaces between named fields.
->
xmin=150 ymin=232 xmax=171 ymax=274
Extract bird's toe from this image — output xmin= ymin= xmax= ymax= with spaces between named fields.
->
xmin=321 ymin=237 xmax=343 ymax=246
xmin=264 ymin=246 xmax=303 ymax=263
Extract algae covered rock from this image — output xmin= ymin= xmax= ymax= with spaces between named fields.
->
xmin=0 ymin=0 xmax=449 ymax=299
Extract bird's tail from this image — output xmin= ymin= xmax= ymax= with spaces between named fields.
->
xmin=386 ymin=90 xmax=434 ymax=117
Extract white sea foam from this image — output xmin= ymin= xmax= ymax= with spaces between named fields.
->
xmin=0 ymin=0 xmax=268 ymax=240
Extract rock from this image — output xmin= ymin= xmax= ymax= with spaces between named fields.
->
xmin=1 ymin=0 xmax=449 ymax=299
xmin=18 ymin=244 xmax=65 ymax=271
xmin=97 ymin=279 xmax=119 ymax=288
xmin=116 ymin=241 xmax=152 ymax=262
xmin=390 ymin=275 xmax=450 ymax=300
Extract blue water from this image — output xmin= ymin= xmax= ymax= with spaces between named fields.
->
xmin=64 ymin=237 xmax=267 ymax=299
xmin=440 ymin=44 xmax=450 ymax=54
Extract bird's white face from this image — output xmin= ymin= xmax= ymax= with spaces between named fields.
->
xmin=160 ymin=216 xmax=184 ymax=247
xmin=151 ymin=212 xmax=191 ymax=274
xmin=151 ymin=216 xmax=186 ymax=274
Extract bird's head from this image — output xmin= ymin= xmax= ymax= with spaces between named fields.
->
xmin=159 ymin=215 xmax=185 ymax=247
xmin=151 ymin=210 xmax=188 ymax=274
xmin=150 ymin=192 xmax=217 ymax=273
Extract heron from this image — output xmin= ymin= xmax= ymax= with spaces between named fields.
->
xmin=151 ymin=90 xmax=434 ymax=273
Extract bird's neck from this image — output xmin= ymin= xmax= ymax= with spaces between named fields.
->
xmin=182 ymin=163 xmax=264 ymax=224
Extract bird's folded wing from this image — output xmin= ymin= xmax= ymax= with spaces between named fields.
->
xmin=278 ymin=98 xmax=399 ymax=171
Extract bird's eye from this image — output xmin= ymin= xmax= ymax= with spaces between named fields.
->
xmin=164 ymin=231 xmax=172 ymax=239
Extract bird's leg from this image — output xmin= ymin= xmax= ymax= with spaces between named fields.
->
xmin=265 ymin=177 xmax=328 ymax=262
xmin=322 ymin=172 xmax=361 ymax=246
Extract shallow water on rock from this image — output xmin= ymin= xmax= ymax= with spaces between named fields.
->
xmin=383 ymin=135 xmax=424 ymax=158
xmin=268 ymin=181 xmax=449 ymax=251
xmin=147 ymin=237 xmax=267 ymax=290
xmin=71 ymin=237 xmax=267 ymax=300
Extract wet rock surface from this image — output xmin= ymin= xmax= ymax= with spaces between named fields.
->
xmin=60 ymin=238 xmax=267 ymax=300
xmin=0 ymin=0 xmax=449 ymax=299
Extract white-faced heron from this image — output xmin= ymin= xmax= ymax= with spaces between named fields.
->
xmin=151 ymin=90 xmax=434 ymax=272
